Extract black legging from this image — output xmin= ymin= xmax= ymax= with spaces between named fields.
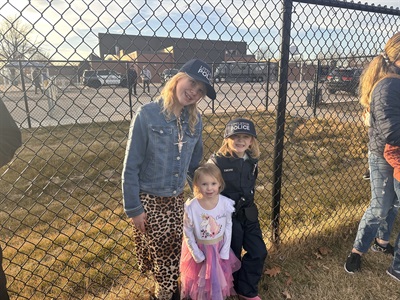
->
xmin=230 ymin=217 xmax=267 ymax=298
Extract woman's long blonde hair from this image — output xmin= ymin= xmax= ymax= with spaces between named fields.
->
xmin=217 ymin=136 xmax=261 ymax=159
xmin=159 ymin=72 xmax=203 ymax=134
xmin=359 ymin=32 xmax=400 ymax=108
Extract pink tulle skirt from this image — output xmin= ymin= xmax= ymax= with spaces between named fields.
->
xmin=180 ymin=240 xmax=241 ymax=300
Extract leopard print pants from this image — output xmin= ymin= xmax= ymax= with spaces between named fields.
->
xmin=133 ymin=193 xmax=184 ymax=300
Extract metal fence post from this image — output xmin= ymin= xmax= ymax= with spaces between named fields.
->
xmin=212 ymin=62 xmax=215 ymax=114
xmin=126 ymin=62 xmax=133 ymax=119
xmin=265 ymin=59 xmax=270 ymax=109
xmin=313 ymin=59 xmax=321 ymax=116
xmin=19 ymin=61 xmax=32 ymax=128
xmin=272 ymin=0 xmax=293 ymax=245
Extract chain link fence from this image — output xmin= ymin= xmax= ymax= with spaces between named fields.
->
xmin=1 ymin=0 xmax=400 ymax=298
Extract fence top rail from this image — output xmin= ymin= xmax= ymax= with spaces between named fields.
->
xmin=294 ymin=0 xmax=400 ymax=15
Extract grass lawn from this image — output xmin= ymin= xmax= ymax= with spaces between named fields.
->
xmin=1 ymin=109 xmax=399 ymax=299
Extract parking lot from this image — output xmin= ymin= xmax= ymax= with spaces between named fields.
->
xmin=2 ymin=80 xmax=362 ymax=129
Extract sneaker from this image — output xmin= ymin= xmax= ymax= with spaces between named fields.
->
xmin=387 ymin=266 xmax=400 ymax=282
xmin=344 ymin=252 xmax=361 ymax=273
xmin=370 ymin=239 xmax=395 ymax=256
xmin=362 ymin=169 xmax=370 ymax=180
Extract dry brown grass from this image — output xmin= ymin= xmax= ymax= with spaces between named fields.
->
xmin=1 ymin=109 xmax=399 ymax=300
xmin=261 ymin=222 xmax=400 ymax=300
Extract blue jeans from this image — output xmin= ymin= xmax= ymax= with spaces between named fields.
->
xmin=353 ymin=152 xmax=400 ymax=253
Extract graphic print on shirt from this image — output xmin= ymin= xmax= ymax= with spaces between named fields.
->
xmin=200 ymin=213 xmax=222 ymax=238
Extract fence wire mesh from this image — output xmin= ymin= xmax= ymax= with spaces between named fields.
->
xmin=1 ymin=0 xmax=400 ymax=298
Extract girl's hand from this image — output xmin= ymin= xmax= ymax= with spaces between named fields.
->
xmin=130 ymin=212 xmax=147 ymax=233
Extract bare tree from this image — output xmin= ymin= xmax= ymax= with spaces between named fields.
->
xmin=0 ymin=16 xmax=41 ymax=61
xmin=0 ymin=17 xmax=48 ymax=86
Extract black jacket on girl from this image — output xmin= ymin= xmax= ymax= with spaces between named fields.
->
xmin=211 ymin=151 xmax=257 ymax=202
xmin=210 ymin=150 xmax=267 ymax=298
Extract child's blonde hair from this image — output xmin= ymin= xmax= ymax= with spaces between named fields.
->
xmin=159 ymin=72 xmax=204 ymax=134
xmin=193 ymin=163 xmax=225 ymax=199
xmin=359 ymin=32 xmax=400 ymax=108
xmin=217 ymin=136 xmax=260 ymax=159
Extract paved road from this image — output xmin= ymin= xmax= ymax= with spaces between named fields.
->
xmin=1 ymin=81 xmax=362 ymax=129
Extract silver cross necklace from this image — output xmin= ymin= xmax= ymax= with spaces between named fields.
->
xmin=175 ymin=114 xmax=186 ymax=153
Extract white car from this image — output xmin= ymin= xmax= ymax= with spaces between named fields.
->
xmin=82 ymin=69 xmax=127 ymax=88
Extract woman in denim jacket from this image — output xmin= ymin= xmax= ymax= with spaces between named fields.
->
xmin=122 ymin=59 xmax=216 ymax=300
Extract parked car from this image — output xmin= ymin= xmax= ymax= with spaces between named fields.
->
xmin=160 ymin=68 xmax=179 ymax=86
xmin=326 ymin=68 xmax=362 ymax=95
xmin=82 ymin=69 xmax=127 ymax=88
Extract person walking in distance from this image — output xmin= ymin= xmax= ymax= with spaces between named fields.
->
xmin=180 ymin=163 xmax=241 ymax=300
xmin=122 ymin=59 xmax=216 ymax=300
xmin=209 ymin=118 xmax=267 ymax=300
xmin=141 ymin=65 xmax=151 ymax=93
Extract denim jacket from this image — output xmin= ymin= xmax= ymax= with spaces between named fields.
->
xmin=122 ymin=99 xmax=203 ymax=218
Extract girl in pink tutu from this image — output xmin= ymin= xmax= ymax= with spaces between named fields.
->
xmin=180 ymin=163 xmax=241 ymax=300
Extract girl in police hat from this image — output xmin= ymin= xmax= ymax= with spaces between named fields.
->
xmin=209 ymin=118 xmax=267 ymax=300
xmin=122 ymin=58 xmax=216 ymax=300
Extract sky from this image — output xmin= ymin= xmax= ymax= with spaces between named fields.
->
xmin=0 ymin=0 xmax=400 ymax=62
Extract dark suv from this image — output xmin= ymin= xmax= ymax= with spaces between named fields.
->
xmin=326 ymin=68 xmax=362 ymax=95
xmin=160 ymin=68 xmax=179 ymax=86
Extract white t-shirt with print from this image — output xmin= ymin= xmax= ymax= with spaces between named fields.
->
xmin=183 ymin=194 xmax=235 ymax=263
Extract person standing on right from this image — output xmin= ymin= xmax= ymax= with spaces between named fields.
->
xmin=32 ymin=68 xmax=43 ymax=94
xmin=344 ymin=32 xmax=400 ymax=274
xmin=141 ymin=65 xmax=151 ymax=93
xmin=209 ymin=118 xmax=267 ymax=300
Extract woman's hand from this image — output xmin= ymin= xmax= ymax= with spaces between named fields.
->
xmin=129 ymin=212 xmax=147 ymax=233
